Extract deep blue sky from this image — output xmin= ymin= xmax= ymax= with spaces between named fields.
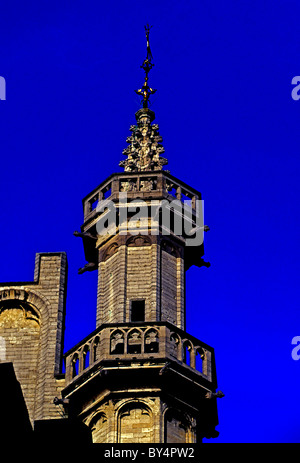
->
xmin=1 ymin=0 xmax=300 ymax=443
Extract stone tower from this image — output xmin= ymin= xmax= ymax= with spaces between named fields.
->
xmin=0 ymin=27 xmax=222 ymax=443
xmin=61 ymin=27 xmax=221 ymax=443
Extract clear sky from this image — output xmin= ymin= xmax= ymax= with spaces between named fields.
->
xmin=0 ymin=0 xmax=300 ymax=443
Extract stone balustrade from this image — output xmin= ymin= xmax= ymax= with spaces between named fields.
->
xmin=82 ymin=172 xmax=200 ymax=224
xmin=64 ymin=322 xmax=215 ymax=386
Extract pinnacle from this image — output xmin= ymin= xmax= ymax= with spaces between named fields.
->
xmin=119 ymin=108 xmax=168 ymax=172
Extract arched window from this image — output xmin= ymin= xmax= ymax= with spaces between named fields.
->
xmin=144 ymin=329 xmax=159 ymax=353
xmin=72 ymin=354 xmax=79 ymax=378
xmin=195 ymin=348 xmax=205 ymax=373
xmin=83 ymin=346 xmax=90 ymax=370
xmin=183 ymin=341 xmax=192 ymax=367
xmin=110 ymin=330 xmax=125 ymax=354
xmin=92 ymin=336 xmax=100 ymax=362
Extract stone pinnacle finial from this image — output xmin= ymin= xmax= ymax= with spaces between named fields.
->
xmin=135 ymin=24 xmax=157 ymax=109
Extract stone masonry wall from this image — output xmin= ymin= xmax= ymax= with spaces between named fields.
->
xmin=96 ymin=242 xmax=185 ymax=329
xmin=0 ymin=303 xmax=40 ymax=422
xmin=83 ymin=396 xmax=161 ymax=443
xmin=0 ymin=252 xmax=67 ymax=423
xmin=81 ymin=395 xmax=197 ymax=443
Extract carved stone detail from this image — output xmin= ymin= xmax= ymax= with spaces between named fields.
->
xmin=0 ymin=288 xmax=28 ymax=301
xmin=126 ymin=235 xmax=152 ymax=247
xmin=120 ymin=179 xmax=138 ymax=192
xmin=103 ymin=242 xmax=119 ymax=262
xmin=119 ymin=108 xmax=168 ymax=173
xmin=140 ymin=178 xmax=157 ymax=191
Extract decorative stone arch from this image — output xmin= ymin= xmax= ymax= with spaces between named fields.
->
xmin=110 ymin=327 xmax=126 ymax=337
xmin=169 ymin=332 xmax=182 ymax=360
xmin=86 ymin=410 xmax=108 ymax=443
xmin=0 ymin=287 xmax=50 ymax=320
xmin=88 ymin=410 xmax=108 ymax=428
xmin=0 ymin=286 xmax=59 ymax=421
xmin=71 ymin=352 xmax=79 ymax=378
xmin=91 ymin=335 xmax=100 ymax=363
xmin=25 ymin=287 xmax=63 ymax=375
xmin=127 ymin=327 xmax=143 ymax=337
xmin=0 ymin=286 xmax=54 ymax=338
xmin=182 ymin=339 xmax=194 ymax=367
xmin=114 ymin=397 xmax=153 ymax=414
xmin=126 ymin=234 xmax=152 ymax=247
xmin=0 ymin=299 xmax=40 ymax=326
xmin=110 ymin=328 xmax=125 ymax=354
xmin=82 ymin=344 xmax=90 ymax=370
xmin=127 ymin=328 xmax=143 ymax=354
xmin=194 ymin=346 xmax=205 ymax=374
xmin=115 ymin=399 xmax=154 ymax=443
xmin=0 ymin=287 xmax=58 ymax=342
xmin=103 ymin=242 xmax=119 ymax=262
xmin=144 ymin=327 xmax=159 ymax=353
xmin=144 ymin=326 xmax=159 ymax=337
xmin=163 ymin=407 xmax=195 ymax=443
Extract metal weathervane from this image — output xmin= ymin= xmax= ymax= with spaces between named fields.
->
xmin=135 ymin=24 xmax=157 ymax=108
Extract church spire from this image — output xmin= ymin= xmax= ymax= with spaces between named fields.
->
xmin=119 ymin=26 xmax=168 ymax=172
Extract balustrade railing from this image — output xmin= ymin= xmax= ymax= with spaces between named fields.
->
xmin=82 ymin=172 xmax=200 ymax=223
xmin=64 ymin=322 xmax=214 ymax=386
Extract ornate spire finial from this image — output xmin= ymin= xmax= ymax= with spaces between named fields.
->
xmin=135 ymin=24 xmax=157 ymax=108
xmin=119 ymin=27 xmax=168 ymax=173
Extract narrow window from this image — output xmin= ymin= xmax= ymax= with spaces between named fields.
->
xmin=102 ymin=184 xmax=112 ymax=199
xmin=90 ymin=196 xmax=98 ymax=211
xmin=183 ymin=343 xmax=191 ymax=366
xmin=131 ymin=300 xmax=145 ymax=322
xmin=195 ymin=348 xmax=204 ymax=373
xmin=72 ymin=355 xmax=79 ymax=378
xmin=83 ymin=347 xmax=90 ymax=370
